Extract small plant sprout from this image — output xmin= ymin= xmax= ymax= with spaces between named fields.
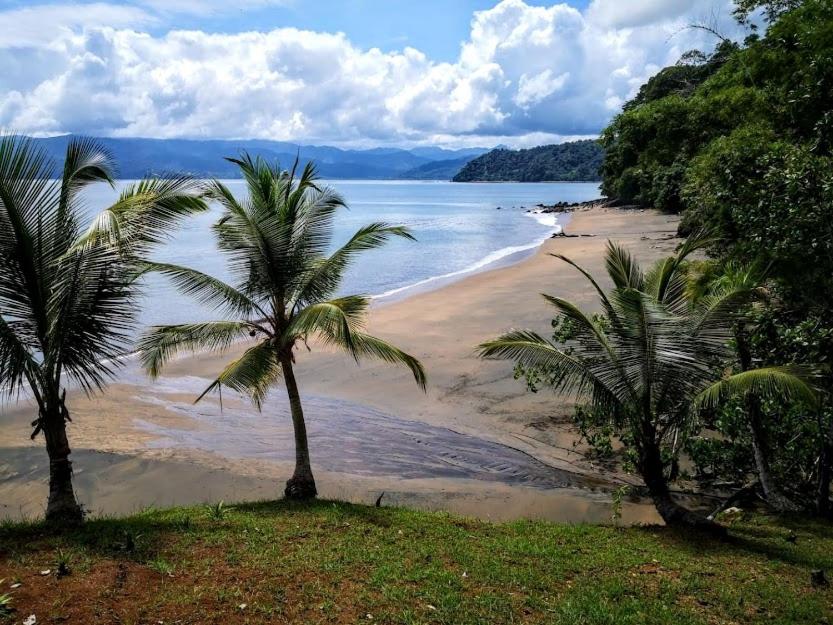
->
xmin=611 ymin=485 xmax=631 ymax=526
xmin=149 ymin=559 xmax=175 ymax=577
xmin=55 ymin=549 xmax=72 ymax=578
xmin=206 ymin=501 xmax=234 ymax=521
xmin=0 ymin=581 xmax=13 ymax=617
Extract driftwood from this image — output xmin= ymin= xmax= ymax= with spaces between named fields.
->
xmin=707 ymin=481 xmax=761 ymax=521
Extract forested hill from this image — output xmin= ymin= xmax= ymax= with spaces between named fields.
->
xmin=597 ymin=0 xmax=833 ymax=517
xmin=24 ymin=135 xmax=487 ymax=180
xmin=452 ymin=140 xmax=604 ymax=182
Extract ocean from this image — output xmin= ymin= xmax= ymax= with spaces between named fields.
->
xmin=80 ymin=180 xmax=601 ymax=331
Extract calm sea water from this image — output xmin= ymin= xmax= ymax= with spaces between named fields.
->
xmin=80 ymin=180 xmax=600 ymax=331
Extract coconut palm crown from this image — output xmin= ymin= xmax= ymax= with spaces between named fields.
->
xmin=478 ymin=238 xmax=816 ymax=531
xmin=0 ymin=135 xmax=207 ymax=522
xmin=138 ymin=154 xmax=426 ymax=500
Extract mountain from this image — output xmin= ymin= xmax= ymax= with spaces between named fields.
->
xmin=26 ymin=135 xmax=488 ymax=180
xmin=452 ymin=140 xmax=604 ymax=182
xmin=399 ymin=157 xmax=473 ymax=180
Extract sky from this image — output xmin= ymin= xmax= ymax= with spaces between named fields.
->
xmin=0 ymin=0 xmax=749 ymax=148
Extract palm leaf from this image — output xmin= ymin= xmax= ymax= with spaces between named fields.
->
xmin=196 ymin=339 xmax=282 ymax=409
xmin=138 ymin=321 xmax=255 ymax=379
xmin=292 ymin=223 xmax=415 ymax=308
xmin=605 ymin=241 xmax=644 ymax=291
xmin=348 ymin=332 xmax=427 ymax=391
xmin=139 ymin=262 xmax=266 ymax=319
xmin=694 ymin=366 xmax=819 ymax=410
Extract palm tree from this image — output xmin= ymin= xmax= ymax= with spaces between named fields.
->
xmin=478 ymin=239 xmax=815 ymax=531
xmin=0 ymin=135 xmax=207 ymax=523
xmin=695 ymin=261 xmax=801 ymax=512
xmin=138 ymin=154 xmax=426 ymax=500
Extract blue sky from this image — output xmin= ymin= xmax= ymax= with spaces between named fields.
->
xmin=0 ymin=0 xmax=744 ymax=147
xmin=4 ymin=0 xmax=594 ymax=60
xmin=172 ymin=0 xmax=592 ymax=61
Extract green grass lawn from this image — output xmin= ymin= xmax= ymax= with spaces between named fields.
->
xmin=0 ymin=500 xmax=831 ymax=624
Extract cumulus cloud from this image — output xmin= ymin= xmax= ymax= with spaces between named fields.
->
xmin=0 ymin=3 xmax=155 ymax=48
xmin=0 ymin=0 xmax=744 ymax=147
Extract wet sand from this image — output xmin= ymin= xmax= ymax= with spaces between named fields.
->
xmin=0 ymin=205 xmax=679 ymax=524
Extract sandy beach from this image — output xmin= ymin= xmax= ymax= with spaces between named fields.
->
xmin=0 ymin=205 xmax=681 ymax=524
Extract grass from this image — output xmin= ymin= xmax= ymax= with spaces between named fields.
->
xmin=0 ymin=500 xmax=831 ymax=624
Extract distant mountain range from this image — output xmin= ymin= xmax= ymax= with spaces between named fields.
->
xmin=27 ymin=135 xmax=488 ymax=180
xmin=453 ymin=140 xmax=604 ymax=182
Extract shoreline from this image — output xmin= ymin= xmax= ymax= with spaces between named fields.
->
xmin=0 ymin=204 xmax=681 ymax=525
xmin=372 ymin=210 xmax=570 ymax=303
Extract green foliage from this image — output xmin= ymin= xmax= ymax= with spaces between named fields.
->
xmin=149 ymin=557 xmax=176 ymax=576
xmin=205 ymin=501 xmax=234 ymax=521
xmin=600 ymin=1 xmax=833 ymax=512
xmin=0 ymin=581 xmax=12 ymax=617
xmin=479 ymin=241 xmax=815 ymax=523
xmin=601 ymin=0 xmax=833 ymax=219
xmin=453 ymin=140 xmax=603 ymax=182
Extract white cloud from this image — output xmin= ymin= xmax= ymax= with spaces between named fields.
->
xmin=515 ymin=70 xmax=570 ymax=108
xmin=135 ymin=0 xmax=293 ymax=16
xmin=0 ymin=3 xmax=155 ymax=48
xmin=0 ymin=0 xmax=746 ymax=147
xmin=587 ymin=0 xmax=703 ymax=29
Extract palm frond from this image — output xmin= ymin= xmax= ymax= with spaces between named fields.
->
xmin=74 ymin=176 xmax=207 ymax=254
xmin=292 ymin=223 xmax=414 ymax=307
xmin=347 ymin=332 xmax=426 ymax=391
xmin=0 ymin=313 xmax=39 ymax=396
xmin=285 ymin=296 xmax=369 ymax=346
xmin=605 ymin=241 xmax=644 ymax=291
xmin=478 ymin=329 xmax=610 ymax=400
xmin=138 ymin=321 xmax=255 ymax=379
xmin=139 ymin=262 xmax=266 ymax=319
xmin=46 ymin=243 xmax=135 ymax=393
xmin=196 ymin=339 xmax=282 ymax=409
xmin=549 ymin=253 xmax=622 ymax=325
xmin=0 ymin=135 xmax=59 ymax=342
xmin=694 ymin=366 xmax=819 ymax=410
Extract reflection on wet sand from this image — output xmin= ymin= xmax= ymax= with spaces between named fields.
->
xmin=133 ymin=380 xmax=610 ymax=491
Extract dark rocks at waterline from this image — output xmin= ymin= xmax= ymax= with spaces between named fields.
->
xmin=551 ymin=232 xmax=596 ymax=239
xmin=528 ymin=197 xmax=614 ymax=214
xmin=527 ymin=198 xmax=607 ymax=213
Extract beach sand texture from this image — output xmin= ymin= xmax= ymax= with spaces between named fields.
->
xmin=0 ymin=205 xmax=681 ymax=524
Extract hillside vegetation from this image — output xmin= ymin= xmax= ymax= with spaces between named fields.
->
xmin=597 ymin=0 xmax=833 ymax=516
xmin=1 ymin=501 xmax=831 ymax=624
xmin=452 ymin=140 xmax=603 ymax=182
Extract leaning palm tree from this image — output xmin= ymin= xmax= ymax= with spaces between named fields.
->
xmin=478 ymin=238 xmax=816 ymax=531
xmin=138 ymin=154 xmax=426 ymax=500
xmin=0 ymin=135 xmax=207 ymax=523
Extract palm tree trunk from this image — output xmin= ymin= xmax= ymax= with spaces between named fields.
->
xmin=43 ymin=408 xmax=82 ymax=524
xmin=280 ymin=354 xmax=317 ymax=500
xmin=735 ymin=327 xmax=799 ymax=512
xmin=747 ymin=395 xmax=800 ymax=512
xmin=638 ymin=426 xmax=726 ymax=536
xmin=817 ymin=414 xmax=832 ymax=517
